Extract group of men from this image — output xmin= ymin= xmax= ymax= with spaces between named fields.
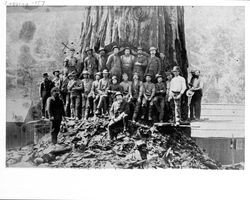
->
xmin=39 ymin=45 xmax=203 ymax=144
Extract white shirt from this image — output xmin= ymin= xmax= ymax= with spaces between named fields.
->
xmin=169 ymin=75 xmax=186 ymax=94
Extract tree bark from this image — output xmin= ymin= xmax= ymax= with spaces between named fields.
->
xmin=79 ymin=6 xmax=189 ymax=120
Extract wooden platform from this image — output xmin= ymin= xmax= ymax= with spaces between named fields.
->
xmin=191 ymin=103 xmax=245 ymax=138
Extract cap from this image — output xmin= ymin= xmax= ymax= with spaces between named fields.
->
xmin=115 ymin=91 xmax=123 ymax=98
xmin=137 ymin=47 xmax=143 ymax=51
xmin=133 ymin=72 xmax=139 ymax=77
xmin=172 ymin=66 xmax=181 ymax=72
xmin=43 ymin=73 xmax=48 ymax=77
xmin=149 ymin=47 xmax=157 ymax=51
xmin=112 ymin=75 xmax=118 ymax=80
xmin=145 ymin=73 xmax=152 ymax=78
xmin=124 ymin=46 xmax=130 ymax=50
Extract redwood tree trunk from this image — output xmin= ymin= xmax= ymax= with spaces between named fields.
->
xmin=80 ymin=6 xmax=189 ymax=120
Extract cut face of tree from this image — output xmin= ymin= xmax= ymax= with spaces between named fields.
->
xmin=80 ymin=6 xmax=188 ymax=79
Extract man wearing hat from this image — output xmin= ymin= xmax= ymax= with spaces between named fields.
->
xmin=46 ymin=87 xmax=65 ymax=144
xmin=130 ymin=72 xmax=143 ymax=122
xmin=108 ymin=91 xmax=130 ymax=140
xmin=190 ymin=70 xmax=203 ymax=120
xmin=133 ymin=47 xmax=148 ymax=81
xmin=88 ymin=72 xmax=102 ymax=115
xmin=84 ymin=47 xmax=98 ymax=79
xmin=67 ymin=72 xmax=83 ymax=119
xmin=106 ymin=45 xmax=122 ymax=82
xmin=64 ymin=48 xmax=78 ymax=76
xmin=141 ymin=73 xmax=155 ymax=120
xmin=120 ymin=47 xmax=135 ymax=81
xmin=153 ymin=74 xmax=166 ymax=122
xmin=108 ymin=75 xmax=123 ymax=106
xmin=39 ymin=73 xmax=55 ymax=118
xmin=95 ymin=69 xmax=110 ymax=115
xmin=97 ymin=47 xmax=107 ymax=72
xmin=60 ymin=71 xmax=71 ymax=117
xmin=145 ymin=47 xmax=161 ymax=82
xmin=168 ymin=66 xmax=187 ymax=125
xmin=81 ymin=70 xmax=93 ymax=119
xmin=52 ymin=70 xmax=62 ymax=89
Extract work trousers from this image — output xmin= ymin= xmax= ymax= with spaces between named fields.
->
xmin=189 ymin=96 xmax=195 ymax=120
xmin=51 ymin=119 xmax=62 ymax=144
xmin=70 ymin=95 xmax=81 ymax=118
xmin=153 ymin=96 xmax=165 ymax=121
xmin=194 ymin=92 xmax=202 ymax=120
xmin=41 ymin=96 xmax=49 ymax=118
xmin=82 ymin=94 xmax=91 ymax=119
xmin=61 ymin=93 xmax=71 ymax=117
xmin=97 ymin=95 xmax=108 ymax=114
xmin=172 ymin=92 xmax=181 ymax=124
xmin=165 ymin=98 xmax=175 ymax=121
xmin=130 ymin=97 xmax=141 ymax=120
xmin=142 ymin=96 xmax=153 ymax=118
xmin=108 ymin=114 xmax=128 ymax=140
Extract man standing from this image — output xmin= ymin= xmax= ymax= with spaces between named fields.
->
xmin=97 ymin=47 xmax=107 ymax=72
xmin=108 ymin=92 xmax=130 ymax=140
xmin=141 ymin=74 xmax=155 ymax=121
xmin=84 ymin=47 xmax=99 ymax=79
xmin=81 ymin=70 xmax=93 ymax=120
xmin=145 ymin=47 xmax=161 ymax=81
xmin=190 ymin=70 xmax=203 ymax=120
xmin=120 ymin=47 xmax=135 ymax=81
xmin=153 ymin=74 xmax=166 ymax=122
xmin=67 ymin=72 xmax=83 ymax=119
xmin=46 ymin=87 xmax=65 ymax=144
xmin=60 ymin=72 xmax=70 ymax=117
xmin=64 ymin=48 xmax=78 ymax=76
xmin=95 ymin=69 xmax=110 ymax=115
xmin=39 ymin=73 xmax=54 ymax=118
xmin=133 ymin=47 xmax=148 ymax=81
xmin=168 ymin=66 xmax=186 ymax=125
xmin=106 ymin=45 xmax=122 ymax=82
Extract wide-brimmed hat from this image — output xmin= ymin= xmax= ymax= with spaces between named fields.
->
xmin=172 ymin=66 xmax=180 ymax=72
xmin=43 ymin=73 xmax=48 ymax=77
xmin=112 ymin=75 xmax=118 ymax=80
xmin=82 ymin=70 xmax=89 ymax=75
xmin=156 ymin=74 xmax=162 ymax=79
xmin=102 ymin=69 xmax=109 ymax=74
xmin=145 ymin=73 xmax=152 ymax=78
xmin=95 ymin=72 xmax=102 ymax=77
xmin=112 ymin=45 xmax=119 ymax=51
xmin=149 ymin=47 xmax=157 ymax=51
xmin=98 ymin=47 xmax=106 ymax=53
xmin=53 ymin=70 xmax=60 ymax=75
xmin=137 ymin=47 xmax=143 ymax=51
xmin=115 ymin=91 xmax=123 ymax=98
xmin=85 ymin=47 xmax=93 ymax=53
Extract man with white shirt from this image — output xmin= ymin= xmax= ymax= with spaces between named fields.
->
xmin=168 ymin=66 xmax=186 ymax=125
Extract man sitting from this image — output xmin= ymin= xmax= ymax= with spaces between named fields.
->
xmin=108 ymin=75 xmax=123 ymax=106
xmin=108 ymin=92 xmax=130 ymax=140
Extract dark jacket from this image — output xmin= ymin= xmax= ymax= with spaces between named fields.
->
xmin=155 ymin=82 xmax=166 ymax=97
xmin=40 ymin=79 xmax=54 ymax=98
xmin=46 ymin=96 xmax=65 ymax=120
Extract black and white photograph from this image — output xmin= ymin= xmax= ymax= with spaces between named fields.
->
xmin=5 ymin=5 xmax=245 ymax=169
xmin=1 ymin=1 xmax=249 ymax=199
